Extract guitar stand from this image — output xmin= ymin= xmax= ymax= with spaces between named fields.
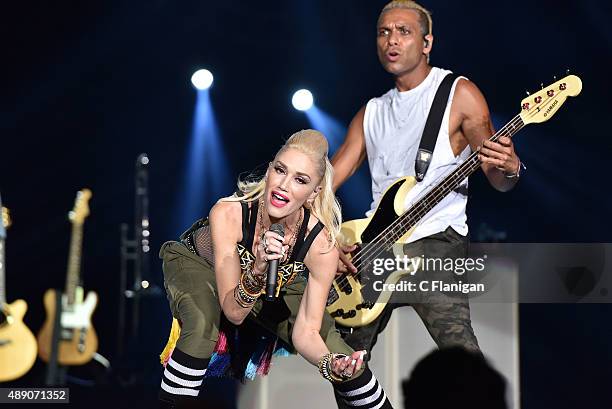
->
xmin=114 ymin=153 xmax=164 ymax=385
xmin=45 ymin=290 xmax=67 ymax=386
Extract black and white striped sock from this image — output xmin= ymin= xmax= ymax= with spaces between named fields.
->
xmin=159 ymin=348 xmax=209 ymax=404
xmin=334 ymin=367 xmax=394 ymax=409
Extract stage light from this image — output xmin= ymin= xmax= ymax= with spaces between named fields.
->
xmin=191 ymin=69 xmax=214 ymax=90
xmin=175 ymin=82 xmax=229 ymax=233
xmin=292 ymin=89 xmax=314 ymax=111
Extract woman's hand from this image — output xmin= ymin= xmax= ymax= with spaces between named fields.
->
xmin=331 ymin=350 xmax=367 ymax=380
xmin=253 ymin=229 xmax=289 ymax=277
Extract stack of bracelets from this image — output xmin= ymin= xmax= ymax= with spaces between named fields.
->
xmin=318 ymin=352 xmax=347 ymax=383
xmin=234 ymin=266 xmax=266 ymax=308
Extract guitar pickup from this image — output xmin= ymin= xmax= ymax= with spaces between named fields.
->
xmin=60 ymin=328 xmax=73 ymax=341
xmin=340 ymin=286 xmax=352 ymax=295
xmin=330 ymin=309 xmax=344 ymax=318
xmin=356 ymin=302 xmax=374 ymax=310
xmin=326 ymin=287 xmax=339 ymax=306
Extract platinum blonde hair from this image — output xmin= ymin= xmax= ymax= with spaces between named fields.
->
xmin=378 ymin=0 xmax=432 ymax=37
xmin=222 ymin=129 xmax=341 ymax=251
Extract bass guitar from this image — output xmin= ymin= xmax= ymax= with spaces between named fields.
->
xmin=327 ymin=75 xmax=582 ymax=327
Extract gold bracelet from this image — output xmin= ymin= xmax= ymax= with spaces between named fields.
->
xmin=246 ymin=265 xmax=266 ymax=286
xmin=234 ymin=284 xmax=256 ymax=308
xmin=243 ymin=271 xmax=261 ymax=293
xmin=240 ymin=270 xmax=264 ymax=297
xmin=239 ymin=282 xmax=257 ymax=302
xmin=317 ymin=353 xmax=345 ymax=383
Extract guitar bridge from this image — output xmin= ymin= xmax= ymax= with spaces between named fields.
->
xmin=78 ymin=328 xmax=88 ymax=353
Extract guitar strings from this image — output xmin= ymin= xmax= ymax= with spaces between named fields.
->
xmin=332 ymin=88 xmax=567 ymax=298
xmin=371 ymin=88 xmax=560 ymax=262
xmin=350 ymin=116 xmax=523 ymax=280
xmin=336 ymin=88 xmax=560 ymax=292
xmin=353 ymin=117 xmax=521 ymax=261
xmin=333 ymin=114 xmax=526 ymax=292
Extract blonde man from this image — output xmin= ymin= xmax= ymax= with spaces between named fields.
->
xmin=333 ymin=1 xmax=521 ymax=359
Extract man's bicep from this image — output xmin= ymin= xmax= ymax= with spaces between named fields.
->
xmin=331 ymin=106 xmax=367 ymax=191
xmin=455 ymin=80 xmax=501 ymax=178
xmin=457 ymin=79 xmax=495 ymax=149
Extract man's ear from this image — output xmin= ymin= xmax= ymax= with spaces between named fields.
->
xmin=423 ymin=34 xmax=433 ymax=53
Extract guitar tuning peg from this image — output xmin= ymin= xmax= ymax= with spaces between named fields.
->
xmin=566 ymin=68 xmax=571 ymax=74
xmin=525 ymin=90 xmax=530 ymax=96
xmin=540 ymin=83 xmax=544 ymax=89
xmin=553 ymin=75 xmax=557 ymax=81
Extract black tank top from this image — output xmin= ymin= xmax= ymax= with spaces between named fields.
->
xmin=236 ymin=200 xmax=324 ymax=294
xmin=182 ymin=200 xmax=325 ymax=293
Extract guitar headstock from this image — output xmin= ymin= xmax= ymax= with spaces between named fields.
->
xmin=68 ymin=189 xmax=92 ymax=226
xmin=519 ymin=75 xmax=582 ymax=125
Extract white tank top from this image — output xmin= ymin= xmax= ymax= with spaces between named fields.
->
xmin=363 ymin=67 xmax=470 ymax=243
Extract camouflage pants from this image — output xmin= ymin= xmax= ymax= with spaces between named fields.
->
xmin=161 ymin=240 xmax=359 ymax=366
xmin=342 ymin=227 xmax=481 ymax=357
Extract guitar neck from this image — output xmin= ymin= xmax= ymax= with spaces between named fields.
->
xmin=64 ymin=223 xmax=84 ymax=305
xmin=0 ymin=238 xmax=5 ymax=306
xmin=390 ymin=114 xmax=525 ymax=242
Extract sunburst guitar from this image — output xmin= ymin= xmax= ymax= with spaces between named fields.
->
xmin=37 ymin=189 xmax=98 ymax=366
xmin=326 ymin=75 xmax=583 ymax=327
xmin=0 ymin=202 xmax=38 ymax=382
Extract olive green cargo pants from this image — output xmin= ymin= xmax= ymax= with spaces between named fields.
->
xmin=161 ymin=241 xmax=355 ymax=363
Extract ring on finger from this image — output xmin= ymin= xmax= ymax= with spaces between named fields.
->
xmin=264 ymin=255 xmax=268 ymax=262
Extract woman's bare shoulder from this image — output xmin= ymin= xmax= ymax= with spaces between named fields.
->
xmin=209 ymin=200 xmax=243 ymax=237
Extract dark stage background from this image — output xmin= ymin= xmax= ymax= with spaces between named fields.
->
xmin=1 ymin=1 xmax=611 ymax=408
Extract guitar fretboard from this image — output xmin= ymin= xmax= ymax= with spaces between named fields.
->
xmin=342 ymin=114 xmax=526 ymax=276
xmin=64 ymin=223 xmax=84 ymax=306
xmin=386 ymin=114 xmax=525 ymax=246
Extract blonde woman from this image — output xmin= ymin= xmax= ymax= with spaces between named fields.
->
xmin=159 ymin=130 xmax=393 ymax=409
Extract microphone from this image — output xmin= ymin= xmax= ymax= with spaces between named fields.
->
xmin=265 ymin=223 xmax=285 ymax=301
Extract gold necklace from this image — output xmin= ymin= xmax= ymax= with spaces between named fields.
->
xmin=258 ymin=196 xmax=303 ymax=263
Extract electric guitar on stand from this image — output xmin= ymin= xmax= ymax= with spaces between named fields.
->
xmin=0 ymin=200 xmax=38 ymax=382
xmin=327 ymin=75 xmax=583 ymax=327
xmin=38 ymin=189 xmax=98 ymax=368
